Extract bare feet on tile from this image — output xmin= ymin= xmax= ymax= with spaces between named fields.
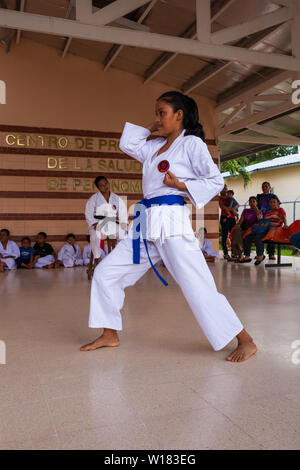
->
xmin=80 ymin=329 xmax=120 ymax=351
xmin=226 ymin=341 xmax=257 ymax=362
xmin=226 ymin=329 xmax=257 ymax=362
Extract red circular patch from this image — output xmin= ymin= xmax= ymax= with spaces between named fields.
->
xmin=158 ymin=160 xmax=170 ymax=173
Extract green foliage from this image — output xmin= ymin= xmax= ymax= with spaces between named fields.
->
xmin=247 ymin=146 xmax=298 ymax=165
xmin=221 ymin=146 xmax=298 ymax=188
xmin=221 ymin=157 xmax=251 ymax=188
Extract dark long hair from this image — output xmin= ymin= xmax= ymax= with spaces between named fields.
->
xmin=157 ymin=91 xmax=205 ymax=141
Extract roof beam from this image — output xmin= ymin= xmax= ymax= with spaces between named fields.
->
xmin=291 ymin=0 xmax=300 ymax=58
xmin=64 ymin=1 xmax=154 ymax=60
xmin=247 ymin=123 xmax=300 ymax=140
xmin=211 ymin=6 xmax=292 ymax=44
xmin=182 ymin=25 xmax=283 ymax=94
xmin=216 ymin=70 xmax=295 ymax=112
xmin=16 ymin=0 xmax=26 ymax=45
xmin=143 ymin=0 xmax=235 ymax=84
xmin=196 ymin=0 xmax=211 ymax=43
xmin=76 ymin=0 xmax=151 ymax=26
xmin=104 ymin=0 xmax=158 ymax=72
xmin=252 ymin=93 xmax=290 ymax=101
xmin=268 ymin=0 xmax=292 ymax=6
xmin=216 ymin=100 xmax=300 ymax=136
xmin=1 ymin=8 xmax=300 ymax=73
xmin=219 ymin=133 xmax=300 ymax=145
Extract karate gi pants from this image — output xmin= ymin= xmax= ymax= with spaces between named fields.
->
xmin=89 ymin=227 xmax=103 ymax=260
xmin=89 ymin=235 xmax=243 ymax=351
xmin=0 ymin=257 xmax=17 ymax=270
xmin=34 ymin=255 xmax=55 ymax=268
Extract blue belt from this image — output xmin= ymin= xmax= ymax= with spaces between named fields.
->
xmin=132 ymin=195 xmax=186 ymax=286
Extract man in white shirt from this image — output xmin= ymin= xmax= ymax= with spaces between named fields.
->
xmin=85 ymin=176 xmax=128 ymax=274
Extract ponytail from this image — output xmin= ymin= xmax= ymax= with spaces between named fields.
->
xmin=157 ymin=91 xmax=205 ymax=141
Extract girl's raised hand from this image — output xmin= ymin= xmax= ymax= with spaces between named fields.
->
xmin=163 ymin=171 xmax=179 ymax=189
xmin=147 ymin=122 xmax=160 ymax=133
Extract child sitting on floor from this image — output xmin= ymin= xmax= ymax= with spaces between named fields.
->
xmin=17 ymin=236 xmax=35 ymax=269
xmin=56 ymin=233 xmax=83 ymax=268
xmin=197 ymin=227 xmax=219 ymax=259
xmin=0 ymin=228 xmax=19 ymax=272
xmin=33 ymin=232 xmax=56 ymax=269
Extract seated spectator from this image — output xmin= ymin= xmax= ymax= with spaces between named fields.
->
xmin=17 ymin=236 xmax=35 ymax=269
xmin=226 ymin=190 xmax=239 ymax=219
xmin=56 ymin=233 xmax=83 ymax=268
xmin=290 ymin=231 xmax=300 ymax=250
xmin=230 ymin=197 xmax=262 ymax=261
xmin=0 ymin=228 xmax=19 ymax=272
xmin=83 ymin=235 xmax=91 ymax=266
xmin=257 ymin=181 xmax=281 ymax=260
xmin=33 ymin=232 xmax=56 ymax=269
xmin=198 ymin=227 xmax=219 ymax=258
xmin=240 ymin=196 xmax=287 ymax=266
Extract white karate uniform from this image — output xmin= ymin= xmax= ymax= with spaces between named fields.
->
xmin=58 ymin=243 xmax=83 ymax=268
xmin=83 ymin=244 xmax=91 ymax=266
xmin=89 ymin=122 xmax=243 ymax=351
xmin=0 ymin=240 xmax=19 ymax=270
xmin=201 ymin=238 xmax=220 ymax=258
xmin=85 ymin=191 xmax=128 ymax=259
xmin=34 ymin=255 xmax=55 ymax=268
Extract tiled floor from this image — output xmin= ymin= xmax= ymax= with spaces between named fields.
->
xmin=1 ymin=256 xmax=300 ymax=450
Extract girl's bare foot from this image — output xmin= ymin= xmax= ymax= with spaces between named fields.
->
xmin=80 ymin=331 xmax=120 ymax=351
xmin=226 ymin=340 xmax=257 ymax=362
xmin=226 ymin=329 xmax=257 ymax=362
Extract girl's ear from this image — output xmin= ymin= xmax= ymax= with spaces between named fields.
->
xmin=176 ymin=109 xmax=183 ymax=121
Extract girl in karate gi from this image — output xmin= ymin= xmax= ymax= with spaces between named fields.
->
xmin=0 ymin=228 xmax=19 ymax=271
xmin=56 ymin=233 xmax=83 ymax=268
xmin=81 ymin=91 xmax=257 ymax=363
xmin=85 ymin=176 xmax=128 ymax=276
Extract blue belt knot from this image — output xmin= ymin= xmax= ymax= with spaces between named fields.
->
xmin=132 ymin=195 xmax=186 ymax=286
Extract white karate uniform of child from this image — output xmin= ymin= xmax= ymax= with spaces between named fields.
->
xmin=0 ymin=229 xmax=19 ymax=271
xmin=196 ymin=228 xmax=219 ymax=258
xmin=81 ymin=92 xmax=257 ymax=363
xmin=57 ymin=234 xmax=83 ymax=268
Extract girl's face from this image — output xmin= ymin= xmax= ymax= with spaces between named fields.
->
xmin=154 ymin=100 xmax=183 ymax=137
xmin=97 ymin=179 xmax=109 ymax=194
xmin=249 ymin=198 xmax=257 ymax=209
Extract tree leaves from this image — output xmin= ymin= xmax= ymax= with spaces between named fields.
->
xmin=221 ymin=146 xmax=298 ymax=188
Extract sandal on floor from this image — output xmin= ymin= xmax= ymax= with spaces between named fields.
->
xmin=239 ymin=258 xmax=252 ymax=263
xmin=268 ymin=255 xmax=276 ymax=260
xmin=254 ymin=255 xmax=266 ymax=266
